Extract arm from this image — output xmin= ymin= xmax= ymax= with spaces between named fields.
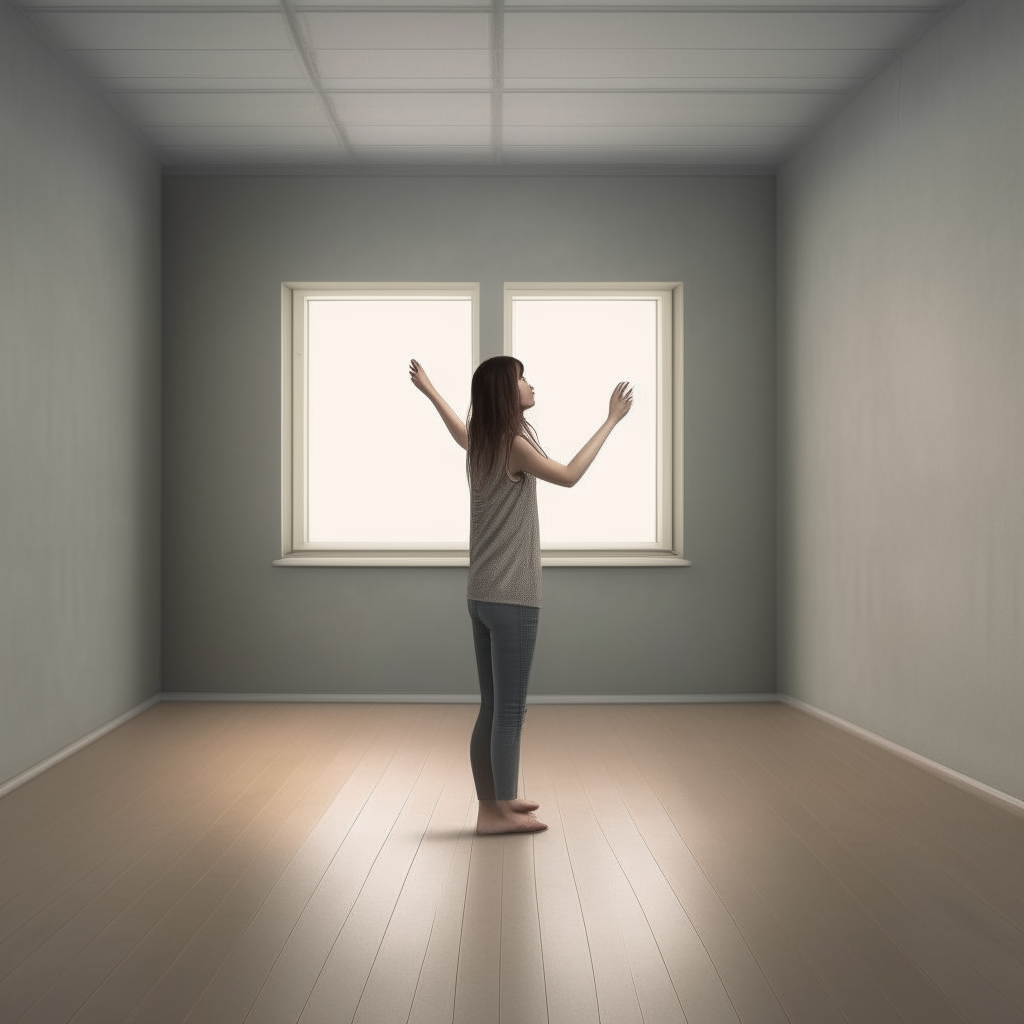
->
xmin=508 ymin=382 xmax=633 ymax=487
xmin=409 ymin=359 xmax=468 ymax=450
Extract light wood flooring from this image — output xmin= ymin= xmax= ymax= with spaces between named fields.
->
xmin=1 ymin=701 xmax=1023 ymax=1024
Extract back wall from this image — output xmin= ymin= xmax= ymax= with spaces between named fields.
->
xmin=162 ymin=173 xmax=775 ymax=697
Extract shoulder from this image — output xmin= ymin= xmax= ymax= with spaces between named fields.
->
xmin=506 ymin=435 xmax=530 ymax=482
xmin=508 ymin=434 xmax=543 ymax=479
xmin=511 ymin=433 xmax=544 ymax=457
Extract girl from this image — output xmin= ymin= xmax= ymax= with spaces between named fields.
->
xmin=410 ymin=355 xmax=633 ymax=834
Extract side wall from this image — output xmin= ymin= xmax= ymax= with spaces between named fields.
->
xmin=162 ymin=174 xmax=776 ymax=697
xmin=779 ymin=0 xmax=1024 ymax=798
xmin=0 ymin=5 xmax=162 ymax=786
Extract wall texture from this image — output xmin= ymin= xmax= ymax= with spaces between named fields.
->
xmin=779 ymin=0 xmax=1024 ymax=799
xmin=163 ymin=173 xmax=776 ymax=697
xmin=0 ymin=4 xmax=162 ymax=786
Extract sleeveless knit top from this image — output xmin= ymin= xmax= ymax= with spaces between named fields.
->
xmin=466 ymin=451 xmax=542 ymax=608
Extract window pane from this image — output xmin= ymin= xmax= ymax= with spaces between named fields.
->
xmin=306 ymin=296 xmax=472 ymax=546
xmin=512 ymin=297 xmax=659 ymax=547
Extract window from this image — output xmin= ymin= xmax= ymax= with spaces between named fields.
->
xmin=506 ymin=284 xmax=685 ymax=566
xmin=279 ymin=282 xmax=685 ymax=567
xmin=279 ymin=283 xmax=477 ymax=565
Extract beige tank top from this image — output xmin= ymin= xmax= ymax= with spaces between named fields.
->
xmin=466 ymin=448 xmax=542 ymax=608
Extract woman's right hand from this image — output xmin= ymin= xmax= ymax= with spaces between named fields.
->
xmin=409 ymin=358 xmax=435 ymax=397
xmin=608 ymin=381 xmax=634 ymax=423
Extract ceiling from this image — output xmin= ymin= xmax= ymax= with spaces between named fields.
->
xmin=13 ymin=0 xmax=958 ymax=171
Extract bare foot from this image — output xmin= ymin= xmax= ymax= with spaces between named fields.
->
xmin=476 ymin=800 xmax=548 ymax=835
xmin=509 ymin=797 xmax=540 ymax=813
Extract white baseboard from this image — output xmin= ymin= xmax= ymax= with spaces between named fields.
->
xmin=781 ymin=695 xmax=1024 ymax=818
xmin=160 ymin=691 xmax=781 ymax=705
xmin=0 ymin=693 xmax=161 ymax=800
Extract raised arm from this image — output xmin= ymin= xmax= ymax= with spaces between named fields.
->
xmin=508 ymin=382 xmax=633 ymax=487
xmin=409 ymin=359 xmax=468 ymax=450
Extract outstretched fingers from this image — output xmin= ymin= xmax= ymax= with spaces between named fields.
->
xmin=609 ymin=380 xmax=634 ymax=420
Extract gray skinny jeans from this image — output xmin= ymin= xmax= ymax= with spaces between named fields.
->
xmin=467 ymin=599 xmax=540 ymax=801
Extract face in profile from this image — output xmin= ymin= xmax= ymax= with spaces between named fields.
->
xmin=518 ymin=372 xmax=535 ymax=410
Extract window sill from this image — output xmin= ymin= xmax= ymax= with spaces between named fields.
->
xmin=274 ymin=553 xmax=691 ymax=568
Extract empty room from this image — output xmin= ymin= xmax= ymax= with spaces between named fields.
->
xmin=1 ymin=0 xmax=1022 ymax=1021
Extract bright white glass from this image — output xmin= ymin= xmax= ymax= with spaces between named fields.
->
xmin=306 ymin=296 xmax=472 ymax=546
xmin=512 ymin=297 xmax=659 ymax=547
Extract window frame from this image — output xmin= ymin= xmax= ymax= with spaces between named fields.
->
xmin=276 ymin=281 xmax=687 ymax=568
xmin=277 ymin=282 xmax=480 ymax=567
xmin=505 ymin=283 xmax=687 ymax=567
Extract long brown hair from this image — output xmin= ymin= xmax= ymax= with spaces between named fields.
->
xmin=467 ymin=356 xmax=543 ymax=488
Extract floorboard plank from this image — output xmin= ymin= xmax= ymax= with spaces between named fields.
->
xmin=523 ymin=713 xmax=601 ymax=1024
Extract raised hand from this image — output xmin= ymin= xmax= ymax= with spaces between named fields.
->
xmin=409 ymin=358 xmax=435 ymax=397
xmin=608 ymin=381 xmax=634 ymax=423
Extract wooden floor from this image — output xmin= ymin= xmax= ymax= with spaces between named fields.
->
xmin=1 ymin=702 xmax=1023 ymax=1024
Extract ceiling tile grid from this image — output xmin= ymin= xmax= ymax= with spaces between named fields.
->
xmin=12 ymin=0 xmax=958 ymax=168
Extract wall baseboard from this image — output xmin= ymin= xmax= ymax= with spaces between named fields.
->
xmin=160 ymin=691 xmax=781 ymax=705
xmin=0 ymin=693 xmax=161 ymax=800
xmin=780 ymin=695 xmax=1024 ymax=818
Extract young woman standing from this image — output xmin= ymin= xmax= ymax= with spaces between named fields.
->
xmin=410 ymin=355 xmax=633 ymax=834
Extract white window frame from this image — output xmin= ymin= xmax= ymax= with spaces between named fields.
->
xmin=505 ymin=283 xmax=687 ymax=567
xmin=277 ymin=282 xmax=687 ymax=568
xmin=277 ymin=282 xmax=479 ymax=566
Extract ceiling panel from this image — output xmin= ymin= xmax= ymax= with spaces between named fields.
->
xmin=503 ymin=91 xmax=835 ymax=126
xmin=300 ymin=0 xmax=485 ymax=7
xmin=505 ymin=47 xmax=892 ymax=82
xmin=20 ymin=0 xmax=277 ymax=7
xmin=500 ymin=145 xmax=788 ymax=165
xmin=502 ymin=124 xmax=802 ymax=147
xmin=73 ymin=49 xmax=302 ymax=79
xmin=352 ymin=145 xmax=494 ymax=162
xmin=505 ymin=11 xmax=934 ymax=51
xmin=304 ymin=12 xmax=489 ymax=50
xmin=323 ymin=78 xmax=492 ymax=91
xmin=148 ymin=124 xmax=338 ymax=146
xmin=116 ymin=91 xmax=325 ymax=125
xmin=504 ymin=0 xmax=943 ymax=7
xmin=106 ymin=78 xmax=311 ymax=91
xmin=31 ymin=11 xmax=292 ymax=50
xmin=345 ymin=125 xmax=492 ymax=146
xmin=330 ymin=92 xmax=490 ymax=124
xmin=316 ymin=48 xmax=490 ymax=81
xmin=160 ymin=146 xmax=349 ymax=165
xmin=504 ymin=77 xmax=860 ymax=92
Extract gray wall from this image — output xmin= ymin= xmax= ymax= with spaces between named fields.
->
xmin=163 ymin=174 xmax=776 ymax=697
xmin=0 ymin=5 xmax=162 ymax=786
xmin=778 ymin=0 xmax=1024 ymax=798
